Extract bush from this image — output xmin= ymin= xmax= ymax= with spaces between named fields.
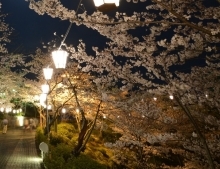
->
xmin=49 ymin=132 xmax=66 ymax=146
xmin=102 ymin=130 xmax=122 ymax=143
xmin=71 ymin=154 xmax=107 ymax=169
xmin=44 ymin=144 xmax=107 ymax=169
xmin=35 ymin=127 xmax=47 ymax=146
xmin=57 ymin=122 xmax=77 ymax=139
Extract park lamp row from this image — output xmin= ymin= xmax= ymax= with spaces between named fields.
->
xmin=0 ymin=107 xmax=22 ymax=114
xmin=39 ymin=0 xmax=119 ymax=100
xmin=39 ymin=49 xmax=68 ymax=106
xmin=39 ymin=49 xmax=69 ymax=136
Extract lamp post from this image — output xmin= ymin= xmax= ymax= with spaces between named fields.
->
xmin=52 ymin=50 xmax=68 ymax=69
xmin=42 ymin=67 xmax=53 ymax=136
xmin=61 ymin=108 xmax=66 ymax=122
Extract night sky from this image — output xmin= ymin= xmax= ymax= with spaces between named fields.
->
xmin=1 ymin=0 xmax=144 ymax=55
xmin=1 ymin=0 xmax=106 ymax=54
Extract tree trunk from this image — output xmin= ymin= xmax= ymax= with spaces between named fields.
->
xmin=72 ymin=117 xmax=88 ymax=156
xmin=175 ymin=94 xmax=215 ymax=169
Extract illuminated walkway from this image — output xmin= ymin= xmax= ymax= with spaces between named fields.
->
xmin=0 ymin=129 xmax=42 ymax=169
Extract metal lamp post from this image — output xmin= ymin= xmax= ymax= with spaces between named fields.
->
xmin=42 ymin=67 xmax=53 ymax=136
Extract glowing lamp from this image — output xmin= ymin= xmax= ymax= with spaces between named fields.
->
xmin=52 ymin=50 xmax=68 ymax=69
xmin=41 ymin=84 xmax=50 ymax=94
xmin=93 ymin=0 xmax=119 ymax=12
xmin=62 ymin=108 xmax=66 ymax=114
xmin=47 ymin=105 xmax=52 ymax=110
xmin=40 ymin=93 xmax=47 ymax=105
xmin=43 ymin=67 xmax=53 ymax=80
xmin=169 ymin=95 xmax=174 ymax=100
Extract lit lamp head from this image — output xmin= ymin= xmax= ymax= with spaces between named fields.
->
xmin=43 ymin=67 xmax=53 ymax=80
xmin=6 ymin=108 xmax=11 ymax=113
xmin=93 ymin=0 xmax=119 ymax=12
xmin=41 ymin=84 xmax=50 ymax=94
xmin=52 ymin=50 xmax=68 ymax=69
xmin=40 ymin=93 xmax=47 ymax=106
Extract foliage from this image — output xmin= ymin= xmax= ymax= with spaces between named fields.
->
xmin=42 ymin=123 xmax=109 ymax=169
xmin=23 ymin=102 xmax=39 ymax=117
xmin=57 ymin=122 xmax=77 ymax=139
xmin=1 ymin=0 xmax=219 ymax=168
xmin=0 ymin=113 xmax=4 ymax=120
xmin=35 ymin=127 xmax=47 ymax=150
xmin=101 ymin=129 xmax=122 ymax=143
xmin=44 ymin=143 xmax=107 ymax=169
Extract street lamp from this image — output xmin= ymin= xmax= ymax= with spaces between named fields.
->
xmin=43 ymin=67 xmax=53 ymax=80
xmin=40 ymin=94 xmax=47 ymax=106
xmin=0 ymin=107 xmax=4 ymax=112
xmin=93 ymin=0 xmax=119 ymax=12
xmin=41 ymin=84 xmax=50 ymax=94
xmin=52 ymin=50 xmax=68 ymax=69
xmin=42 ymin=67 xmax=54 ymax=136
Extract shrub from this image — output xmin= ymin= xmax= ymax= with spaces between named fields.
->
xmin=35 ymin=127 xmax=47 ymax=146
xmin=49 ymin=132 xmax=66 ymax=146
xmin=57 ymin=122 xmax=77 ymax=139
xmin=102 ymin=130 xmax=122 ymax=143
xmin=71 ymin=154 xmax=107 ymax=169
xmin=44 ymin=144 xmax=107 ymax=169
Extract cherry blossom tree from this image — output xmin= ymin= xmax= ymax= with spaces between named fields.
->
xmin=0 ymin=3 xmax=12 ymax=54
xmin=25 ymin=0 xmax=220 ymax=168
xmin=24 ymin=48 xmax=108 ymax=156
xmin=0 ymin=5 xmax=29 ymax=110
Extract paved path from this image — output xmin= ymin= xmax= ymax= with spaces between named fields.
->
xmin=0 ymin=129 xmax=42 ymax=169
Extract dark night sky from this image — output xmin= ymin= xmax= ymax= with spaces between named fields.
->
xmin=1 ymin=0 xmax=144 ymax=55
xmin=1 ymin=0 xmax=107 ymax=54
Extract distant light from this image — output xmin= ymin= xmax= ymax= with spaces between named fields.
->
xmin=169 ymin=95 xmax=174 ymax=100
xmin=61 ymin=108 xmax=66 ymax=114
xmin=17 ymin=116 xmax=24 ymax=126
xmin=47 ymin=105 xmax=52 ymax=110
xmin=6 ymin=107 xmax=11 ymax=113
xmin=153 ymin=97 xmax=157 ymax=101
xmin=0 ymin=107 xmax=4 ymax=112
xmin=43 ymin=67 xmax=53 ymax=80
xmin=76 ymin=108 xmax=80 ymax=113
xmin=41 ymin=84 xmax=50 ymax=94
xmin=52 ymin=50 xmax=68 ymax=69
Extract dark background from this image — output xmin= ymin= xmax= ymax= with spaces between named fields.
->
xmin=1 ymin=0 xmax=144 ymax=54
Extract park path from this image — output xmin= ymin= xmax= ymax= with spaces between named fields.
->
xmin=0 ymin=129 xmax=42 ymax=169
